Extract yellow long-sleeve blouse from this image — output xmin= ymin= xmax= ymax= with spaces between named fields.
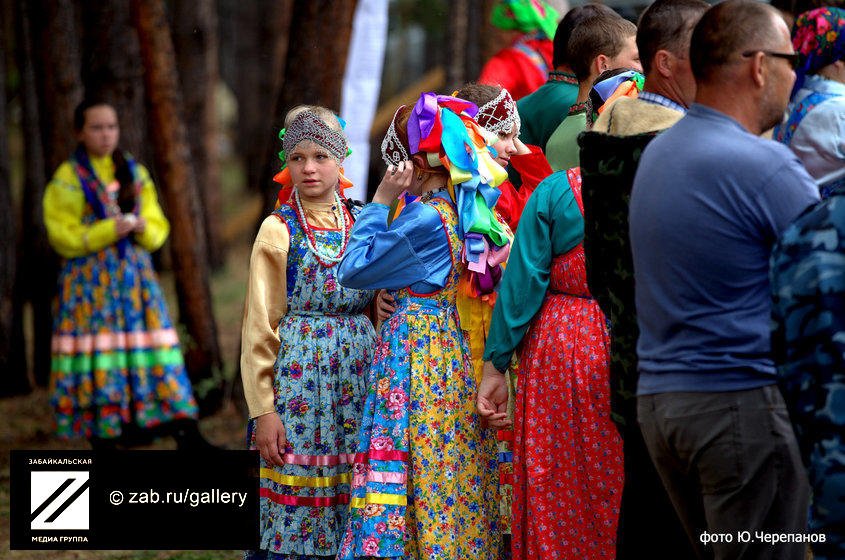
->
xmin=240 ymin=200 xmax=344 ymax=419
xmin=43 ymin=153 xmax=170 ymax=258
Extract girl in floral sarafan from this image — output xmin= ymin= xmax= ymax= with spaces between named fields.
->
xmin=240 ymin=105 xmax=376 ymax=560
xmin=335 ymin=93 xmax=507 ymax=559
xmin=44 ymin=99 xmax=210 ymax=450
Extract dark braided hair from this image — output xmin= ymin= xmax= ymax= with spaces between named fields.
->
xmin=74 ymin=99 xmax=136 ymax=213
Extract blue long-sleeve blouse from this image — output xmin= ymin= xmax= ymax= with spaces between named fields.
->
xmin=338 ymin=193 xmax=455 ymax=293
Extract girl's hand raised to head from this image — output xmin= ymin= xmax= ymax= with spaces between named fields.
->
xmin=513 ymin=136 xmax=531 ymax=156
xmin=372 ymin=160 xmax=414 ymax=206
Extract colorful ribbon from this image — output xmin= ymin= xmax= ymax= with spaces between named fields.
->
xmin=397 ymin=92 xmax=513 ymax=295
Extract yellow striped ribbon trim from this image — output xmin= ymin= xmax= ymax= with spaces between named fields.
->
xmin=259 ymin=468 xmax=350 ymax=488
xmin=350 ymin=493 xmax=407 ymax=508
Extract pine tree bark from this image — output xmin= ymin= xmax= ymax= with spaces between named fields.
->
xmin=31 ymin=0 xmax=82 ymax=173
xmin=131 ymin=0 xmax=223 ymax=413
xmin=0 ymin=2 xmax=30 ymax=396
xmin=231 ymin=0 xmax=294 ymax=193
xmin=79 ymin=0 xmax=151 ymax=164
xmin=259 ymin=0 xmax=358 ymax=214
xmin=26 ymin=0 xmax=81 ymax=387
xmin=172 ymin=0 xmax=224 ymax=269
xmin=446 ymin=0 xmax=471 ymax=90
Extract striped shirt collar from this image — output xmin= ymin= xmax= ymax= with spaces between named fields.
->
xmin=638 ymin=91 xmax=687 ymax=114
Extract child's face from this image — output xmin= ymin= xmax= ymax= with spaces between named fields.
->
xmin=607 ymin=35 xmax=642 ymax=74
xmin=78 ymin=105 xmax=120 ymax=158
xmin=491 ymin=129 xmax=518 ymax=169
xmin=287 ymin=140 xmax=341 ymax=202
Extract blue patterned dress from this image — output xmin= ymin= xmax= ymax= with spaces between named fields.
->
xmin=245 ymin=203 xmax=376 ymax=560
xmin=336 ymin=193 xmax=501 ymax=560
xmin=44 ymin=152 xmax=197 ymax=440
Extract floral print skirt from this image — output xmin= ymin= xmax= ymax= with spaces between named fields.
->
xmin=248 ymin=311 xmax=375 ymax=558
xmin=50 ymin=244 xmax=197 ymax=440
xmin=337 ymin=295 xmax=500 ymax=559
xmin=511 ymin=291 xmax=623 ymax=559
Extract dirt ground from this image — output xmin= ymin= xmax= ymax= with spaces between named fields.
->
xmin=1 ymin=387 xmax=249 ymax=560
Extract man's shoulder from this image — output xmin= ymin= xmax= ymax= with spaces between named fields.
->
xmin=593 ymin=97 xmax=683 ymax=136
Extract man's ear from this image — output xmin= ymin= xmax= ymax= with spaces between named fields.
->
xmin=750 ymin=51 xmax=766 ymax=88
xmin=654 ymin=50 xmax=673 ymax=78
xmin=594 ymin=54 xmax=609 ymax=75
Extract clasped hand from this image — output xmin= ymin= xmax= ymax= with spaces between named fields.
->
xmin=477 ymin=361 xmax=511 ymax=429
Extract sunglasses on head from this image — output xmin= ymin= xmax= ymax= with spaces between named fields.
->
xmin=742 ymin=50 xmax=800 ymax=70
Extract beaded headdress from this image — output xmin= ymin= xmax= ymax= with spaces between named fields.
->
xmin=281 ymin=110 xmax=348 ymax=163
xmin=381 ymin=106 xmax=410 ymax=167
xmin=477 ymin=88 xmax=521 ymax=136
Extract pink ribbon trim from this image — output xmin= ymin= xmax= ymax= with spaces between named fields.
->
xmin=282 ymin=453 xmax=357 ymax=466
xmin=51 ymin=329 xmax=180 ymax=354
xmin=259 ymin=488 xmax=350 ymax=507
xmin=354 ymin=449 xmax=409 ymax=463
xmin=353 ymin=471 xmax=407 ymax=486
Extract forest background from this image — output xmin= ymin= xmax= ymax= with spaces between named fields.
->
xmin=0 ymin=0 xmax=581 ymax=557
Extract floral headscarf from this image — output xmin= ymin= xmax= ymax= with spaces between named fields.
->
xmin=792 ymin=7 xmax=845 ymax=96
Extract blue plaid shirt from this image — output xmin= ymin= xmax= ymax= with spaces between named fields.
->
xmin=637 ymin=91 xmax=687 ymax=114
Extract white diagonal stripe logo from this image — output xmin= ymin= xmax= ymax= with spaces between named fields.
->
xmin=30 ymin=472 xmax=90 ymax=530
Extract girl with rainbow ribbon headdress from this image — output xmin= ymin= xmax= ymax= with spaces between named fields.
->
xmin=335 ymin=93 xmax=505 ymax=559
xmin=43 ymin=99 xmax=213 ymax=450
xmin=240 ymin=105 xmax=377 ymax=560
xmin=774 ymin=7 xmax=845 ymax=199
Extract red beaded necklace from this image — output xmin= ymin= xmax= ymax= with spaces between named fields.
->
xmin=293 ymin=188 xmax=351 ymax=268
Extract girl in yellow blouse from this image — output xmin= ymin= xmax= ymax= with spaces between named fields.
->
xmin=43 ymin=99 xmax=209 ymax=450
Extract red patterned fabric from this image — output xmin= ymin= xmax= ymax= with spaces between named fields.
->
xmin=479 ymin=37 xmax=553 ymax=100
xmin=511 ymin=173 xmax=623 ymax=559
xmin=496 ymin=144 xmax=552 ymax=231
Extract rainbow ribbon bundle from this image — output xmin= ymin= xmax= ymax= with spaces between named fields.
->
xmin=406 ymin=92 xmax=511 ymax=295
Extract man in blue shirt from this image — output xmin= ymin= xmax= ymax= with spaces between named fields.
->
xmin=629 ymin=1 xmax=818 ymax=558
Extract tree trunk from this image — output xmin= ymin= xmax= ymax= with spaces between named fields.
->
xmin=0 ymin=2 xmax=30 ymax=396
xmin=78 ymin=0 xmax=151 ymax=165
xmin=32 ymin=0 xmax=82 ymax=173
xmin=446 ymin=0 xmax=470 ymax=91
xmin=131 ymin=0 xmax=223 ymax=414
xmin=259 ymin=0 xmax=358 ymax=214
xmin=230 ymin=0 xmax=294 ymax=194
xmin=172 ymin=0 xmax=224 ymax=269
xmin=26 ymin=0 xmax=81 ymax=387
